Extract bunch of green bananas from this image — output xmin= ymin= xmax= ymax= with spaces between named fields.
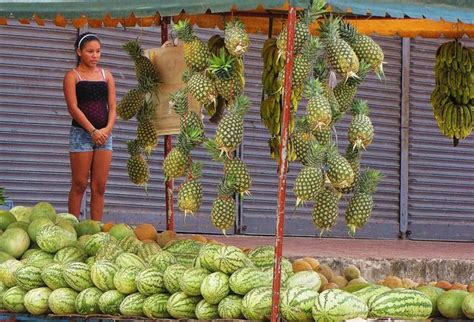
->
xmin=431 ymin=40 xmax=474 ymax=142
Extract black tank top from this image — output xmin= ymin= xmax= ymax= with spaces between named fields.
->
xmin=71 ymin=69 xmax=109 ymax=130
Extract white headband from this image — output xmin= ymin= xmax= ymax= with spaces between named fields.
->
xmin=78 ymin=34 xmax=98 ymax=48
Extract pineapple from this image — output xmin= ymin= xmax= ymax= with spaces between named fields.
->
xmin=313 ymin=57 xmax=342 ymax=123
xmin=208 ymin=48 xmax=243 ymax=102
xmin=215 ymin=95 xmax=251 ymax=158
xmin=326 ymin=144 xmax=355 ymax=190
xmin=211 ymin=175 xmax=237 ymax=234
xmin=336 ymin=145 xmax=361 ymax=194
xmin=319 ymin=16 xmax=359 ymax=79
xmin=345 ymin=168 xmax=383 ymax=236
xmin=126 ymin=140 xmax=150 ymax=187
xmin=293 ymin=142 xmax=326 ymax=206
xmin=348 ymin=100 xmax=374 ymax=150
xmin=333 ymin=60 xmax=371 ymax=113
xmin=177 ymin=162 xmax=203 ymax=217
xmin=313 ymin=127 xmax=332 ymax=146
xmin=173 ymin=19 xmax=211 ymax=72
xmin=224 ymin=19 xmax=249 ymax=57
xmin=304 ymin=78 xmax=332 ymax=130
xmin=136 ymin=120 xmax=158 ymax=154
xmin=170 ymin=89 xmax=205 ymax=144
xmin=187 ymin=72 xmax=218 ymax=106
xmin=312 ymin=185 xmax=340 ymax=236
xmin=0 ymin=187 xmax=5 ymax=205
xmin=117 ymin=88 xmax=146 ymax=121
xmin=291 ymin=116 xmax=316 ymax=164
xmin=340 ymin=22 xmax=385 ymax=78
xmin=123 ymin=39 xmax=159 ymax=86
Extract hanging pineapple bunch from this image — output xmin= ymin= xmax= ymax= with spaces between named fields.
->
xmin=177 ymin=161 xmax=203 ymax=217
xmin=348 ymin=99 xmax=374 ymax=150
xmin=345 ymin=168 xmax=383 ymax=236
xmin=211 ymin=175 xmax=238 ymax=235
xmin=126 ymin=139 xmax=150 ymax=188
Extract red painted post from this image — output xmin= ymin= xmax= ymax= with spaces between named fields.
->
xmin=161 ymin=17 xmax=174 ymax=231
xmin=270 ymin=7 xmax=296 ymax=322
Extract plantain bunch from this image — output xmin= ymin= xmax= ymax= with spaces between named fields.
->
xmin=431 ymin=40 xmax=474 ymax=144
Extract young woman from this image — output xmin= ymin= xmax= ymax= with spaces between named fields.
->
xmin=63 ymin=32 xmax=116 ymax=221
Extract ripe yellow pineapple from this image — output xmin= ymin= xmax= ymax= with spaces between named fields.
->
xmin=126 ymin=140 xmax=150 ymax=187
xmin=326 ymin=144 xmax=355 ymax=190
xmin=123 ymin=38 xmax=159 ymax=86
xmin=224 ymin=19 xmax=249 ymax=57
xmin=348 ymin=100 xmax=374 ymax=150
xmin=290 ymin=116 xmax=316 ymax=164
xmin=173 ymin=19 xmax=211 ymax=72
xmin=304 ymin=78 xmax=332 ymax=130
xmin=177 ymin=162 xmax=203 ymax=217
xmin=312 ymin=185 xmax=340 ymax=236
xmin=211 ymin=175 xmax=237 ymax=235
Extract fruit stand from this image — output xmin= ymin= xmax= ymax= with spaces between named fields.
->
xmin=1 ymin=0 xmax=474 ymax=321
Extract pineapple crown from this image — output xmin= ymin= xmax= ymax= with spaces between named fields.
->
xmin=318 ymin=15 xmax=342 ymax=43
xmin=300 ymin=0 xmax=328 ymax=25
xmin=123 ymin=38 xmax=144 ymax=61
xmin=204 ymin=138 xmax=226 ymax=163
xmin=127 ymin=139 xmax=142 ymax=156
xmin=229 ymin=95 xmax=251 ymax=116
xmin=170 ymin=88 xmax=189 ymax=117
xmin=208 ymin=48 xmax=235 ymax=80
xmin=357 ymin=168 xmax=383 ymax=195
xmin=217 ymin=175 xmax=237 ymax=198
xmin=187 ymin=161 xmax=203 ymax=180
xmin=177 ymin=126 xmax=204 ymax=153
xmin=304 ymin=142 xmax=327 ymax=167
xmin=351 ymin=99 xmax=369 ymax=116
xmin=136 ymin=99 xmax=156 ymax=123
xmin=137 ymin=73 xmax=160 ymax=92
xmin=345 ymin=144 xmax=361 ymax=161
xmin=303 ymin=78 xmax=323 ymax=99
xmin=295 ymin=115 xmax=312 ymax=133
xmin=313 ymin=56 xmax=330 ymax=81
xmin=302 ymin=35 xmax=322 ymax=61
xmin=326 ymin=142 xmax=341 ymax=159
xmin=347 ymin=60 xmax=371 ymax=86
xmin=173 ymin=19 xmax=195 ymax=42
xmin=182 ymin=69 xmax=192 ymax=83
xmin=339 ymin=21 xmax=359 ymax=44
xmin=225 ymin=19 xmax=245 ymax=32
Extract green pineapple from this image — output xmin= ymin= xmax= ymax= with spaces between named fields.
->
xmin=345 ymin=168 xmax=383 ymax=236
xmin=0 ymin=187 xmax=6 ymax=205
xmin=336 ymin=145 xmax=361 ymax=194
xmin=215 ymin=95 xmax=251 ymax=158
xmin=326 ymin=144 xmax=355 ymax=190
xmin=117 ymin=88 xmax=147 ymax=120
xmin=173 ymin=19 xmax=210 ymax=72
xmin=170 ymin=88 xmax=205 ymax=144
xmin=304 ymin=78 xmax=332 ymax=130
xmin=208 ymin=48 xmax=243 ymax=102
xmin=224 ymin=19 xmax=249 ymax=57
xmin=177 ymin=162 xmax=203 ymax=217
xmin=291 ymin=116 xmax=316 ymax=164
xmin=313 ymin=127 xmax=332 ymax=146
xmin=319 ymin=16 xmax=359 ymax=79
xmin=333 ymin=60 xmax=371 ymax=113
xmin=313 ymin=57 xmax=342 ymax=124
xmin=123 ymin=38 xmax=159 ymax=86
xmin=348 ymin=100 xmax=374 ymax=150
xmin=293 ymin=142 xmax=326 ymax=206
xmin=340 ymin=22 xmax=385 ymax=78
xmin=312 ymin=185 xmax=340 ymax=236
xmin=126 ymin=140 xmax=150 ymax=187
xmin=135 ymin=100 xmax=158 ymax=154
xmin=211 ymin=175 xmax=237 ymax=235
xmin=187 ymin=72 xmax=218 ymax=106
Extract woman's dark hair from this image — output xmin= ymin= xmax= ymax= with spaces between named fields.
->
xmin=74 ymin=32 xmax=100 ymax=66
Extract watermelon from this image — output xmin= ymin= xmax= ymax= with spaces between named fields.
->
xmin=437 ymin=289 xmax=469 ymax=319
xmin=247 ymin=245 xmax=274 ymax=267
xmin=85 ymin=256 xmax=95 ymax=267
xmin=55 ymin=218 xmax=77 ymax=239
xmin=62 ymin=261 xmax=94 ymax=291
xmin=218 ymin=294 xmax=244 ymax=319
xmin=0 ymin=227 xmax=30 ymax=258
xmin=353 ymin=284 xmax=391 ymax=304
xmin=84 ymin=232 xmax=115 ymax=256
xmin=0 ymin=259 xmax=24 ymax=287
xmin=313 ymin=288 xmax=368 ymax=321
xmin=164 ymin=238 xmax=203 ymax=256
xmin=36 ymin=225 xmax=76 ymax=253
xmin=14 ymin=265 xmax=45 ymax=290
xmin=2 ymin=286 xmax=27 ymax=312
xmin=48 ymin=287 xmax=78 ymax=314
xmin=241 ymin=286 xmax=273 ymax=320
xmin=24 ymin=287 xmax=52 ymax=315
xmin=113 ymin=266 xmax=140 ymax=294
xmin=200 ymin=271 xmax=230 ymax=304
xmin=30 ymin=201 xmax=57 ymax=222
xmin=90 ymin=260 xmax=118 ymax=291
xmin=119 ymin=292 xmax=147 ymax=317
xmin=369 ymin=288 xmax=432 ymax=319
xmin=74 ymin=219 xmax=101 ymax=237
xmin=166 ymin=291 xmax=201 ymax=319
xmin=54 ymin=246 xmax=86 ymax=264
xmin=56 ymin=212 xmax=79 ymax=225
xmin=108 ymin=223 xmax=135 ymax=240
xmin=229 ymin=266 xmax=269 ymax=295
xmin=148 ymin=251 xmax=177 ymax=272
xmin=75 ymin=287 xmax=103 ymax=315
xmin=286 ymin=271 xmax=321 ymax=291
xmin=0 ymin=251 xmax=14 ymax=264
xmin=0 ymin=210 xmax=16 ymax=230
xmin=136 ymin=267 xmax=166 ymax=295
xmin=20 ymin=248 xmax=39 ymax=260
xmin=77 ymin=234 xmax=91 ymax=249
xmin=118 ymin=235 xmax=142 ymax=254
xmin=163 ymin=263 xmax=187 ymax=294
xmin=280 ymin=287 xmax=318 ymax=322
xmin=115 ymin=252 xmax=145 ymax=269
xmin=42 ymin=262 xmax=69 ymax=290
xmin=137 ymin=242 xmax=161 ymax=263
xmin=179 ymin=267 xmax=210 ymax=296
xmin=98 ymin=290 xmax=125 ymax=315
xmin=214 ymin=245 xmax=252 ymax=274
xmin=6 ymin=221 xmax=29 ymax=232
xmin=27 ymin=217 xmax=54 ymax=243
xmin=198 ymin=243 xmax=223 ymax=272
xmin=416 ymin=285 xmax=445 ymax=317
xmin=9 ymin=206 xmax=32 ymax=223
xmin=142 ymin=293 xmax=171 ymax=319
xmin=195 ymin=299 xmax=219 ymax=320
xmin=95 ymin=242 xmax=124 ymax=261
xmin=21 ymin=249 xmax=54 ymax=268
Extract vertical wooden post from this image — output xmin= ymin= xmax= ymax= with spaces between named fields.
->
xmin=400 ymin=37 xmax=410 ymax=239
xmin=270 ymin=7 xmax=296 ymax=322
xmin=161 ymin=17 xmax=174 ymax=231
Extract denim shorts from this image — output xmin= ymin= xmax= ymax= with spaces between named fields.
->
xmin=69 ymin=126 xmax=113 ymax=152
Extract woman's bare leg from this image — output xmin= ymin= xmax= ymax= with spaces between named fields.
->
xmin=68 ymin=152 xmax=93 ymax=218
xmin=90 ymin=150 xmax=112 ymax=221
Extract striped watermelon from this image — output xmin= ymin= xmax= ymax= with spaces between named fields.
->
xmin=164 ymin=239 xmax=203 ymax=256
xmin=176 ymin=253 xmax=197 ymax=267
xmin=200 ymin=271 xmax=230 ymax=304
xmin=77 ymin=234 xmax=91 ymax=249
xmin=137 ymin=243 xmax=161 ymax=263
xmin=0 ymin=259 xmax=24 ymax=287
xmin=90 ymin=259 xmax=118 ymax=291
xmin=113 ymin=266 xmax=140 ymax=294
xmin=195 ymin=299 xmax=219 ymax=320
xmin=312 ymin=289 xmax=368 ymax=321
xmin=24 ymin=287 xmax=52 ymax=315
xmin=353 ymin=284 xmax=391 ymax=304
xmin=119 ymin=292 xmax=147 ymax=317
xmin=135 ymin=267 xmax=166 ymax=295
xmin=118 ymin=236 xmax=142 ymax=254
xmin=229 ymin=267 xmax=269 ymax=295
xmin=21 ymin=249 xmax=54 ymax=268
xmin=163 ymin=264 xmax=187 ymax=294
xmin=95 ymin=242 xmax=124 ymax=261
xmin=0 ymin=282 xmax=6 ymax=310
xmin=214 ymin=245 xmax=252 ymax=274
xmin=241 ymin=286 xmax=273 ymax=320
xmin=197 ymin=243 xmax=223 ymax=272
xmin=36 ymin=225 xmax=77 ymax=253
xmin=41 ymin=262 xmax=69 ymax=290
xmin=20 ymin=248 xmax=41 ymax=260
xmin=143 ymin=293 xmax=171 ymax=319
xmin=247 ymin=245 xmax=274 ymax=267
xmin=14 ymin=265 xmax=45 ymax=290
xmin=148 ymin=251 xmax=177 ymax=272
xmin=84 ymin=232 xmax=115 ymax=256
xmin=75 ymin=287 xmax=103 ymax=314
xmin=2 ymin=286 xmax=27 ymax=312
xmin=286 ymin=271 xmax=321 ymax=291
xmin=53 ymin=246 xmax=86 ymax=264
xmin=280 ymin=287 xmax=318 ymax=322
xmin=369 ymin=288 xmax=432 ymax=319
xmin=48 ymin=287 xmax=78 ymax=315
xmin=115 ymin=252 xmax=146 ymax=269
xmin=166 ymin=291 xmax=201 ymax=319
xmin=85 ymin=256 xmax=95 ymax=267
xmin=218 ymin=294 xmax=244 ymax=319
xmin=98 ymin=290 xmax=125 ymax=315
xmin=179 ymin=267 xmax=210 ymax=296
xmin=63 ymin=261 xmax=94 ymax=291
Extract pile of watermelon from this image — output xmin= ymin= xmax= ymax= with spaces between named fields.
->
xmin=1 ymin=202 xmax=472 ymax=320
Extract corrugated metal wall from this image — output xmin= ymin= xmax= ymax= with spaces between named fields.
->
xmin=408 ymin=37 xmax=474 ymax=241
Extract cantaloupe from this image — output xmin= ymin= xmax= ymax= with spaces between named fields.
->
xmin=134 ymin=224 xmax=157 ymax=241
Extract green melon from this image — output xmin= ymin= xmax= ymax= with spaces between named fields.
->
xmin=62 ymin=261 xmax=94 ymax=291
xmin=0 ymin=210 xmax=16 ymax=230
xmin=369 ymin=288 xmax=432 ymax=319
xmin=3 ymin=286 xmax=27 ymax=312
xmin=0 ymin=227 xmax=30 ymax=258
xmin=98 ymin=290 xmax=125 ymax=315
xmin=27 ymin=217 xmax=54 ymax=243
xmin=90 ymin=260 xmax=118 ymax=291
xmin=77 ymin=234 xmax=91 ymax=249
xmin=48 ymin=287 xmax=78 ymax=315
xmin=14 ymin=265 xmax=45 ymax=290
xmin=462 ymin=293 xmax=474 ymax=319
xmin=115 ymin=252 xmax=146 ymax=269
xmin=75 ymin=287 xmax=103 ymax=315
xmin=42 ymin=262 xmax=69 ymax=290
xmin=166 ymin=291 xmax=201 ymax=319
xmin=148 ymin=251 xmax=177 ymax=272
xmin=6 ymin=221 xmax=29 ymax=232
xmin=0 ymin=251 xmax=14 ymax=264
xmin=241 ymin=286 xmax=273 ymax=320
xmin=56 ymin=212 xmax=79 ymax=225
xmin=56 ymin=218 xmax=77 ymax=239
xmin=201 ymin=271 xmax=230 ymax=304
xmin=280 ymin=287 xmax=318 ymax=322
xmin=163 ymin=263 xmax=187 ymax=294
xmin=229 ymin=266 xmax=269 ymax=295
xmin=30 ymin=202 xmax=57 ymax=222
xmin=119 ymin=292 xmax=147 ymax=317
xmin=108 ymin=223 xmax=135 ymax=240
xmin=143 ymin=293 xmax=171 ymax=319
xmin=0 ymin=258 xmax=24 ymax=287
xmin=74 ymin=219 xmax=101 ymax=237
xmin=218 ymin=294 xmax=244 ymax=319
xmin=9 ymin=206 xmax=32 ymax=223
xmin=313 ymin=288 xmax=368 ymax=321
xmin=85 ymin=256 xmax=95 ymax=267
xmin=353 ymin=284 xmax=391 ymax=304
xmin=54 ymin=246 xmax=86 ymax=264
xmin=113 ymin=266 xmax=140 ymax=294
xmin=286 ymin=271 xmax=321 ymax=291
xmin=36 ymin=225 xmax=77 ymax=253
xmin=437 ymin=289 xmax=469 ymax=319
xmin=416 ymin=284 xmax=445 ymax=317
xmin=195 ymin=299 xmax=219 ymax=320
xmin=179 ymin=267 xmax=210 ymax=296
xmin=24 ymin=287 xmax=52 ymax=315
